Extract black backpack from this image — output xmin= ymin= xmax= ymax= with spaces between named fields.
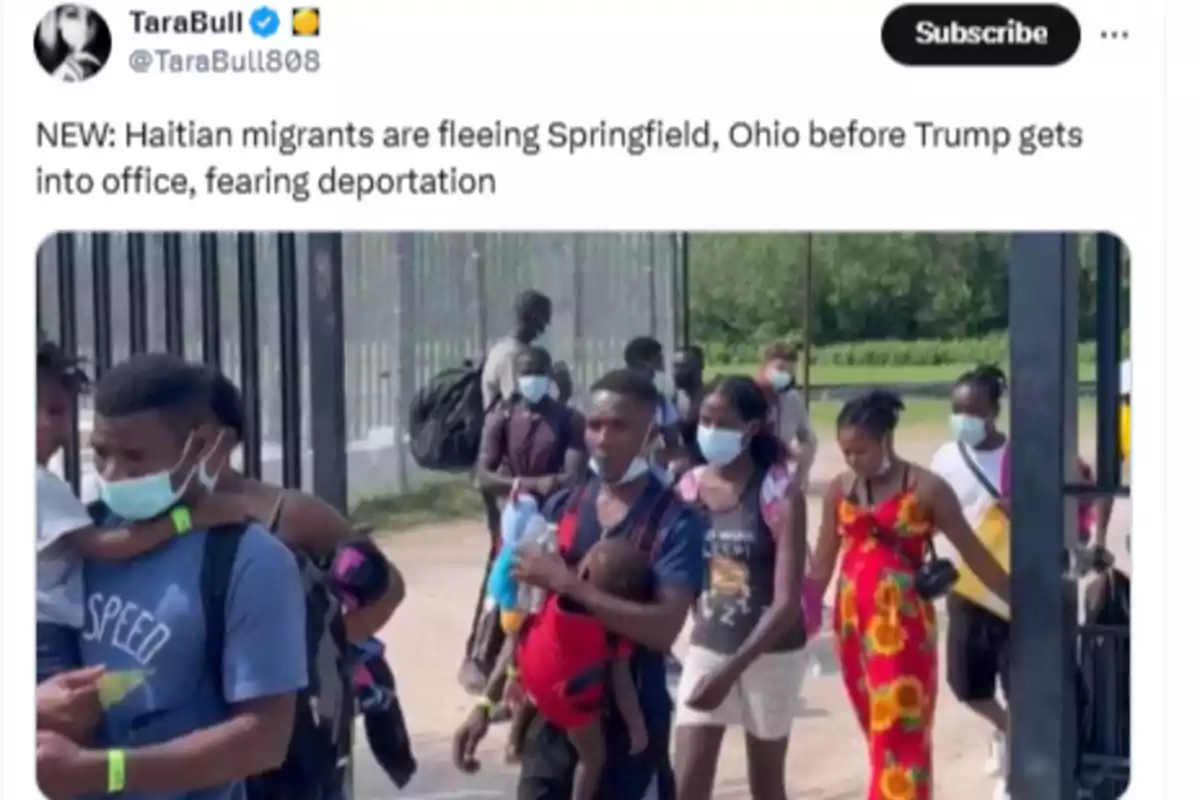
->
xmin=1077 ymin=568 xmax=1131 ymax=799
xmin=408 ymin=363 xmax=495 ymax=472
xmin=203 ymin=531 xmax=354 ymax=800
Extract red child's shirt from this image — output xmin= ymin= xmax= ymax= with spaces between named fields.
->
xmin=516 ymin=594 xmax=632 ymax=731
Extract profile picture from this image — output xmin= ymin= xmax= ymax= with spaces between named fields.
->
xmin=34 ymin=4 xmax=112 ymax=83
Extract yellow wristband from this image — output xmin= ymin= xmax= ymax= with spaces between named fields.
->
xmin=475 ymin=696 xmax=495 ymax=714
xmin=169 ymin=506 xmax=192 ymax=535
xmin=107 ymin=749 xmax=127 ymax=793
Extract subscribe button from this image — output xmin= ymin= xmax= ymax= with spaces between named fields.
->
xmin=882 ymin=4 xmax=1081 ymax=66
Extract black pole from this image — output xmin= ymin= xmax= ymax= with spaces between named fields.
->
xmin=55 ymin=234 xmax=81 ymax=493
xmin=678 ymin=233 xmax=690 ymax=345
xmin=199 ymin=233 xmax=222 ymax=368
xmin=802 ymin=233 xmax=814 ymax=408
xmin=306 ymin=233 xmax=348 ymax=514
xmin=128 ymin=234 xmax=148 ymax=353
xmin=1095 ymin=233 xmax=1121 ymax=492
xmin=277 ymin=233 xmax=303 ymax=489
xmin=571 ymin=235 xmax=586 ymax=370
xmin=237 ymin=234 xmax=263 ymax=480
xmin=1008 ymin=233 xmax=1080 ymax=800
xmin=91 ymin=233 xmax=113 ymax=378
xmin=162 ymin=234 xmax=185 ymax=356
xmin=473 ymin=232 xmax=488 ymax=358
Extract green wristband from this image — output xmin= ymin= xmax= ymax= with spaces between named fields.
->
xmin=169 ymin=506 xmax=192 ymax=535
xmin=107 ymin=749 xmax=127 ymax=792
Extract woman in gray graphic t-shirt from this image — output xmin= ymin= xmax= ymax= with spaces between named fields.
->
xmin=672 ymin=376 xmax=811 ymax=800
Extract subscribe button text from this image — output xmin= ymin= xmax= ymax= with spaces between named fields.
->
xmin=882 ymin=4 xmax=1081 ymax=66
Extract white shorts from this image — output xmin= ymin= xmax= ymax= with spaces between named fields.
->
xmin=674 ymin=644 xmax=808 ymax=741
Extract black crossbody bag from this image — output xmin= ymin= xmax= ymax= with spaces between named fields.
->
xmin=957 ymin=441 xmax=1004 ymax=503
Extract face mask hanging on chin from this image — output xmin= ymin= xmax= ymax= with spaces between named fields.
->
xmin=590 ymin=455 xmax=651 ymax=485
xmin=590 ymin=423 xmax=656 ymax=485
xmin=101 ymin=432 xmax=227 ymax=520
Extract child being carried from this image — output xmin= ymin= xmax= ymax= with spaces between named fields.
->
xmin=508 ymin=537 xmax=651 ymax=800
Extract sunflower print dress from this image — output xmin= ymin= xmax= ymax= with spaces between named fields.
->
xmin=833 ymin=474 xmax=938 ymax=800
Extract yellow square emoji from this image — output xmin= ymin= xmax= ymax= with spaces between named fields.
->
xmin=292 ymin=8 xmax=319 ymax=36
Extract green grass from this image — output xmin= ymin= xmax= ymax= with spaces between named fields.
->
xmin=351 ymin=478 xmax=481 ymax=532
xmin=709 ymin=362 xmax=1098 ymax=385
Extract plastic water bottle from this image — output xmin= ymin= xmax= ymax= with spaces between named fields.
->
xmin=515 ymin=515 xmax=556 ymax=615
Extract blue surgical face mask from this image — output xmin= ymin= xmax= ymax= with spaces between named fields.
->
xmin=99 ymin=460 xmax=194 ymax=522
xmin=697 ymin=425 xmax=746 ymax=468
xmin=950 ymin=413 xmax=988 ymax=448
xmin=517 ymin=375 xmax=551 ymax=404
xmin=767 ymin=368 xmax=794 ymax=391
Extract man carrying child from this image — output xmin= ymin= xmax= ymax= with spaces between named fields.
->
xmin=452 ymin=368 xmax=706 ymax=800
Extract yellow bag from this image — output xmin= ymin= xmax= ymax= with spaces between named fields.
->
xmin=1119 ymin=402 xmax=1131 ymax=462
xmin=952 ymin=502 xmax=1011 ymax=620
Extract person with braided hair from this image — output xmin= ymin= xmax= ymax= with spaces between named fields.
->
xmin=809 ymin=390 xmax=1009 ymax=800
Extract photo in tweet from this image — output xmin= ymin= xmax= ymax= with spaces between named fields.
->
xmin=34 ymin=231 xmax=1129 ymax=800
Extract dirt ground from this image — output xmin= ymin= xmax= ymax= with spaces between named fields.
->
xmin=365 ymin=428 xmax=1131 ymax=799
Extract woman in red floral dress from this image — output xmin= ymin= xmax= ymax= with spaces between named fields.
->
xmin=809 ymin=391 xmax=1010 ymax=800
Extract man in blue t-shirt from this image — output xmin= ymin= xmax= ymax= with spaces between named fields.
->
xmin=452 ymin=368 xmax=706 ymax=800
xmin=35 ymin=354 xmax=308 ymax=800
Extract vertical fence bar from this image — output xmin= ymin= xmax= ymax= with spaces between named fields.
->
xmin=277 ymin=233 xmax=303 ymax=489
xmin=1095 ymin=233 xmax=1122 ymax=492
xmin=667 ymin=233 xmax=681 ymax=348
xmin=1008 ymin=232 xmax=1080 ymax=800
xmin=200 ymin=233 xmax=222 ymax=368
xmin=37 ymin=247 xmax=49 ymax=335
xmin=802 ymin=233 xmax=814 ymax=406
xmin=128 ymin=234 xmax=148 ymax=353
xmin=163 ymin=234 xmax=185 ymax=355
xmin=395 ymin=234 xmax=417 ymax=494
xmin=55 ymin=234 xmax=81 ymax=492
xmin=472 ymin=233 xmax=488 ymax=358
xmin=237 ymin=234 xmax=263 ymax=480
xmin=646 ymin=238 xmax=658 ymax=339
xmin=571 ymin=235 xmax=586 ymax=370
xmin=306 ymin=233 xmax=351 ymax=798
xmin=678 ymin=233 xmax=690 ymax=345
xmin=91 ymin=233 xmax=113 ymax=378
xmin=306 ymin=233 xmax=349 ymax=513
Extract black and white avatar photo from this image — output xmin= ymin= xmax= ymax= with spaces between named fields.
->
xmin=34 ymin=4 xmax=112 ymax=83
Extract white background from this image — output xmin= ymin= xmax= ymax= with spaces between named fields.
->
xmin=1 ymin=0 xmax=1193 ymax=797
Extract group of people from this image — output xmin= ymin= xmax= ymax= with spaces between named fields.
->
xmin=33 ymin=285 xmax=1121 ymax=800
xmin=35 ymin=337 xmax=413 ymax=799
xmin=448 ymin=291 xmax=1117 ymax=800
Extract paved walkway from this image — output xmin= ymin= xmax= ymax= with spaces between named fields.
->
xmin=353 ymin=431 xmax=1130 ymax=799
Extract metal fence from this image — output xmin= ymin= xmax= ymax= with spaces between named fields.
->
xmin=37 ymin=232 xmax=683 ymax=502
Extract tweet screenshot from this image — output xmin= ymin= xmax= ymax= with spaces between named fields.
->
xmin=2 ymin=1 xmax=1177 ymax=799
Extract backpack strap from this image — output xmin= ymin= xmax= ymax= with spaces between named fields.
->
xmin=675 ymin=466 xmax=706 ymax=503
xmin=201 ymin=525 xmax=248 ymax=697
xmin=555 ymin=484 xmax=591 ymax=555
xmin=629 ymin=486 xmax=676 ymax=556
xmin=957 ymin=442 xmax=1002 ymax=500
